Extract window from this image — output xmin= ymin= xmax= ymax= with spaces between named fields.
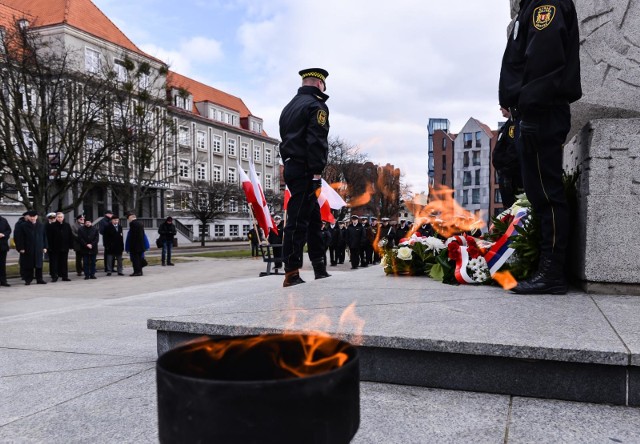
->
xmin=85 ymin=137 xmax=103 ymax=162
xmin=475 ymin=131 xmax=482 ymax=147
xmin=213 ymin=135 xmax=222 ymax=153
xmin=213 ymin=164 xmax=222 ymax=182
xmin=495 ymin=189 xmax=503 ymax=204
xmin=495 ymin=169 xmax=500 ymax=184
xmin=462 ymin=190 xmax=469 ymax=205
xmin=442 ymin=155 xmax=446 ymax=171
xmin=179 ymin=159 xmax=190 ymax=178
xmin=472 ymin=188 xmax=480 ymax=204
xmin=174 ymin=95 xmax=191 ymax=111
xmin=227 ymin=138 xmax=236 ymax=157
xmin=197 ymin=163 xmax=207 ymax=181
xmin=241 ymin=143 xmax=249 ymax=159
xmin=138 ymin=73 xmax=150 ymax=89
xmin=180 ymin=192 xmax=192 ymax=210
xmin=230 ymin=225 xmax=239 ymax=237
xmin=242 ymin=224 xmax=250 ymax=235
xmin=214 ymin=225 xmax=225 ymax=237
xmin=214 ymin=199 xmax=224 ymax=211
xmin=242 ymin=202 xmax=248 ymax=213
xmin=165 ymin=156 xmax=173 ymax=175
xmin=198 ymin=193 xmax=209 ymax=209
xmin=475 ymin=170 xmax=481 ymax=186
xmin=85 ymin=48 xmax=101 ymax=73
xmin=196 ymin=131 xmax=206 ymax=150
xmin=265 ymin=174 xmax=272 ymax=190
xmin=463 ymin=133 xmax=472 ymax=149
xmin=253 ymin=145 xmax=261 ymax=162
xmin=228 ymin=199 xmax=238 ymax=213
xmin=463 ymin=152 xmax=469 ymax=167
xmin=441 ymin=174 xmax=447 ymax=185
xmin=178 ymin=126 xmax=190 ymax=146
xmin=463 ymin=171 xmax=472 ymax=186
xmin=472 ymin=150 xmax=481 ymax=166
xmin=228 ymin=167 xmax=237 ymax=183
xmin=18 ymin=87 xmax=36 ymax=112
xmin=442 ymin=138 xmax=447 ymax=149
xmin=113 ymin=60 xmax=128 ymax=82
xmin=265 ymin=148 xmax=272 ymax=164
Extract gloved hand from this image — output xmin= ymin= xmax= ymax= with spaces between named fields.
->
xmin=519 ymin=120 xmax=539 ymax=156
xmin=309 ymin=178 xmax=322 ymax=198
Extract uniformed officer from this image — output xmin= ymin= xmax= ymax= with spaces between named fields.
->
xmin=499 ymin=0 xmax=582 ymax=294
xmin=492 ymin=107 xmax=522 ymax=208
xmin=279 ymin=68 xmax=331 ymax=287
xmin=345 ymin=215 xmax=365 ymax=270
xmin=379 ymin=217 xmax=396 ymax=249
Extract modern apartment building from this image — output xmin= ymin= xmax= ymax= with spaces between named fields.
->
xmin=427 ymin=118 xmax=450 ymax=188
xmin=428 ymin=116 xmax=507 ymax=228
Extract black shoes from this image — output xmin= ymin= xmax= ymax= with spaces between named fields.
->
xmin=0 ymin=282 xmax=10 ymax=287
xmin=117 ymin=273 xmax=125 ymax=276
xmin=130 ymin=272 xmax=143 ymax=277
xmin=312 ymin=262 xmax=331 ymax=280
xmin=283 ymin=270 xmax=305 ymax=287
xmin=61 ymin=278 xmax=71 ymax=282
xmin=512 ymin=257 xmax=568 ymax=295
xmin=51 ymin=277 xmax=58 ymax=282
xmin=167 ymin=263 xmax=175 ymax=266
xmin=36 ymin=280 xmax=47 ymax=285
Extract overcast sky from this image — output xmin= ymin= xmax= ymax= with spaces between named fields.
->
xmin=95 ymin=0 xmax=512 ymax=194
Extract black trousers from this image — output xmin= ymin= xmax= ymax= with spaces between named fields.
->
xmin=131 ymin=252 xmax=144 ymax=274
xmin=349 ymin=247 xmax=360 ymax=269
xmin=282 ymin=162 xmax=324 ymax=271
xmin=337 ymin=245 xmax=346 ymax=264
xmin=516 ymin=105 xmax=571 ymax=263
xmin=329 ymin=246 xmax=338 ymax=265
xmin=49 ymin=251 xmax=69 ymax=279
xmin=75 ymin=250 xmax=84 ymax=275
xmin=0 ymin=250 xmax=7 ymax=283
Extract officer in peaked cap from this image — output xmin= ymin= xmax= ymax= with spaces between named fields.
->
xmin=500 ymin=0 xmax=582 ymax=295
xmin=279 ymin=67 xmax=331 ymax=287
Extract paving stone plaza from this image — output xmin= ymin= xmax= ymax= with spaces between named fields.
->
xmin=1 ymin=255 xmax=639 ymax=443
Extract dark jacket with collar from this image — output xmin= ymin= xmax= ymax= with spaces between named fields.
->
xmin=0 ymin=216 xmax=11 ymax=252
xmin=103 ymin=223 xmax=124 ymax=255
xmin=279 ymin=85 xmax=330 ymax=175
xmin=45 ymin=221 xmax=73 ymax=253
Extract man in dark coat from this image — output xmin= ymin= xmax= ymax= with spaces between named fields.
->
xmin=345 ymin=215 xmax=365 ymax=270
xmin=70 ymin=214 xmax=85 ymax=276
xmin=103 ymin=215 xmax=125 ymax=276
xmin=379 ymin=218 xmax=396 ymax=249
xmin=0 ymin=214 xmax=12 ymax=286
xmin=46 ymin=212 xmax=73 ymax=282
xmin=14 ymin=210 xmax=48 ymax=285
xmin=125 ymin=213 xmax=146 ymax=276
xmin=500 ymin=0 xmax=582 ymax=294
xmin=78 ymin=218 xmax=99 ymax=279
xmin=248 ymin=227 xmax=260 ymax=258
xmin=158 ymin=216 xmax=177 ymax=266
xmin=359 ymin=217 xmax=371 ymax=267
xmin=395 ymin=219 xmax=410 ymax=245
xmin=279 ymin=68 xmax=331 ymax=287
xmin=337 ymin=221 xmax=347 ymax=264
xmin=98 ymin=210 xmax=113 ymax=272
xmin=327 ymin=221 xmax=341 ymax=266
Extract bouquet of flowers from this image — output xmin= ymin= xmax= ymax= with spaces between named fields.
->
xmin=381 ymin=234 xmax=445 ymax=276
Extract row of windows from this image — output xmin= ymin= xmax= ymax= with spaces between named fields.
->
xmin=178 ymin=128 xmax=272 ymax=163
xmin=177 ymin=160 xmax=273 ymax=188
xmin=85 ymin=48 xmax=150 ymax=89
xmin=462 ymin=170 xmax=482 ymax=186
xmin=463 ymin=131 xmax=483 ymax=149
xmin=461 ymin=188 xmax=482 ymax=205
xmin=463 ymin=150 xmax=482 ymax=167
xmin=206 ymin=107 xmax=239 ymax=126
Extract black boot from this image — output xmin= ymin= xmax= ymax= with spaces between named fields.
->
xmin=312 ymin=262 xmax=331 ymax=280
xmin=283 ymin=270 xmax=305 ymax=287
xmin=512 ymin=256 xmax=567 ymax=295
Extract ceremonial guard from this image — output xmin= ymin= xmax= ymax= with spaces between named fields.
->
xmin=379 ymin=217 xmax=396 ymax=249
xmin=499 ymin=0 xmax=582 ymax=294
xmin=337 ymin=220 xmax=347 ymax=264
xmin=279 ymin=68 xmax=331 ymax=287
xmin=395 ymin=219 xmax=410 ymax=245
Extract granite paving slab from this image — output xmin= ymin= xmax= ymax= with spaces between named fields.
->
xmin=149 ymin=268 xmax=629 ymax=365
xmin=0 ymin=348 xmax=151 ymax=377
xmin=507 ymin=396 xmax=640 ymax=443
xmin=592 ymin=294 xmax=640 ymax=365
xmin=353 ymin=383 xmax=509 ymax=443
xmin=0 ymin=363 xmax=153 ymax=427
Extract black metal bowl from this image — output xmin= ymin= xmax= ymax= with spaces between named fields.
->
xmin=157 ymin=334 xmax=360 ymax=444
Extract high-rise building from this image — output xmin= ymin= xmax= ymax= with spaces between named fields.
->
xmin=427 ymin=118 xmax=450 ymax=188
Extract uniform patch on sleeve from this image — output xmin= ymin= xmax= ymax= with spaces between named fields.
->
xmin=508 ymin=125 xmax=515 ymax=139
xmin=317 ymin=110 xmax=327 ymax=126
xmin=533 ymin=5 xmax=556 ymax=30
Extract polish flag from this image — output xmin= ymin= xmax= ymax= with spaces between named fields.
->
xmin=248 ymin=159 xmax=275 ymax=234
xmin=238 ymin=161 xmax=271 ymax=235
xmin=283 ymin=186 xmax=291 ymax=211
xmin=318 ymin=179 xmax=347 ymax=223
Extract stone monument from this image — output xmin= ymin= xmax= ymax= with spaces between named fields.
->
xmin=509 ymin=0 xmax=640 ymax=292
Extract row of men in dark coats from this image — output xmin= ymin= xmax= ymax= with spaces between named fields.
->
xmin=0 ymin=210 xmax=149 ymax=286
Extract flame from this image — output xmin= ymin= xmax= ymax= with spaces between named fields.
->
xmin=181 ymin=301 xmax=365 ymax=379
xmin=347 ymin=182 xmax=374 ymax=207
xmin=493 ymin=270 xmax=518 ymax=290
xmin=407 ymin=185 xmax=486 ymax=238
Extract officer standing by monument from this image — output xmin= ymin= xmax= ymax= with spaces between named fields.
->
xmin=499 ymin=0 xmax=582 ymax=294
xmin=279 ymin=68 xmax=331 ymax=287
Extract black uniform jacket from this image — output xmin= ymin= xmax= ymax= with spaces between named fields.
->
xmin=46 ymin=221 xmax=74 ymax=253
xmin=279 ymin=85 xmax=330 ymax=175
xmin=103 ymin=223 xmax=124 ymax=255
xmin=345 ymin=223 xmax=366 ymax=249
xmin=492 ymin=118 xmax=518 ymax=172
xmin=499 ymin=0 xmax=582 ymax=121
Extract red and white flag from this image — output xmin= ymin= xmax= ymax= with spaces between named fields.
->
xmin=238 ymin=161 xmax=273 ymax=235
xmin=318 ymin=179 xmax=347 ymax=224
xmin=248 ymin=159 xmax=276 ymax=234
xmin=283 ymin=186 xmax=291 ymax=211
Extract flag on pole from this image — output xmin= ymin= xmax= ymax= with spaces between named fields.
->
xmin=248 ymin=159 xmax=275 ymax=234
xmin=283 ymin=186 xmax=291 ymax=211
xmin=283 ymin=180 xmax=346 ymax=223
xmin=238 ymin=161 xmax=270 ymax=235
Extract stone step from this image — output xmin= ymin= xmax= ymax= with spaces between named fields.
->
xmin=147 ymin=266 xmax=640 ymax=406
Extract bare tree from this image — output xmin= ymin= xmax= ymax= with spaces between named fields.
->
xmin=374 ymin=164 xmax=402 ymax=219
xmin=0 ymin=19 xmax=113 ymax=213
xmin=180 ymin=181 xmax=240 ymax=246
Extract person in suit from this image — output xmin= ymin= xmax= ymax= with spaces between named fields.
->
xmin=0 ymin=214 xmax=12 ymax=287
xmin=337 ymin=220 xmax=347 ymax=265
xmin=125 ymin=213 xmax=146 ymax=276
xmin=78 ymin=218 xmax=99 ymax=280
xmin=70 ymin=214 xmax=85 ymax=276
xmin=158 ymin=216 xmax=177 ymax=266
xmin=46 ymin=212 xmax=73 ymax=282
xmin=345 ymin=215 xmax=365 ymax=270
xmin=104 ymin=215 xmax=125 ymax=276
